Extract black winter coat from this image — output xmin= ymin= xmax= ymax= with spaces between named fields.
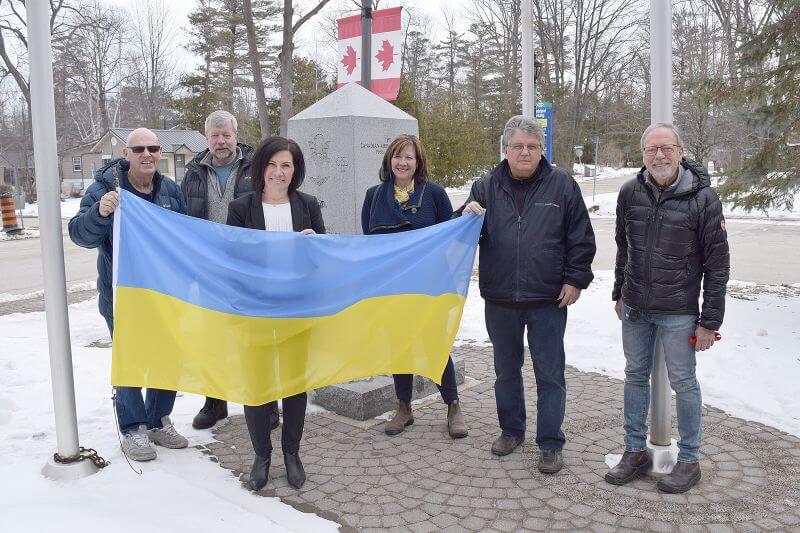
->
xmin=612 ymin=159 xmax=730 ymax=330
xmin=462 ymin=158 xmax=596 ymax=304
xmin=226 ymin=190 xmax=326 ymax=234
xmin=181 ymin=143 xmax=254 ymax=219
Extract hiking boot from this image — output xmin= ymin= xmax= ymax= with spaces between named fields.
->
xmin=491 ymin=433 xmax=524 ymax=456
xmin=121 ymin=425 xmax=157 ymax=461
xmin=269 ymin=401 xmax=280 ymax=431
xmin=284 ymin=452 xmax=306 ymax=489
xmin=192 ymin=397 xmax=228 ymax=429
xmin=249 ymin=454 xmax=270 ymax=491
xmin=149 ymin=416 xmax=189 ymax=449
xmin=447 ymin=400 xmax=468 ymax=439
xmin=538 ymin=449 xmax=564 ymax=474
xmin=385 ymin=400 xmax=413 ymax=436
xmin=605 ymin=450 xmax=652 ymax=485
xmin=657 ymin=461 xmax=701 ymax=493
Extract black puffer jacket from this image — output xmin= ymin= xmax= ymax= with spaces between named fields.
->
xmin=613 ymin=159 xmax=730 ymax=330
xmin=462 ymin=158 xmax=596 ymax=304
xmin=181 ymin=143 xmax=254 ymax=219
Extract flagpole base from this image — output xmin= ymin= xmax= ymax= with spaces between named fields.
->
xmin=646 ymin=438 xmax=679 ymax=475
xmin=42 ymin=455 xmax=100 ymax=481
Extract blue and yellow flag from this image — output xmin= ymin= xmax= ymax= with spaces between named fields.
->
xmin=111 ymin=190 xmax=482 ymax=406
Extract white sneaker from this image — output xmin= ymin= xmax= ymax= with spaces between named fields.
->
xmin=149 ymin=415 xmax=188 ymax=449
xmin=122 ymin=425 xmax=157 ymax=461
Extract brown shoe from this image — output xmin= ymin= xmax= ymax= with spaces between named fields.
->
xmin=447 ymin=400 xmax=468 ymax=438
xmin=605 ymin=450 xmax=652 ymax=485
xmin=657 ymin=461 xmax=701 ymax=493
xmin=385 ymin=400 xmax=413 ymax=435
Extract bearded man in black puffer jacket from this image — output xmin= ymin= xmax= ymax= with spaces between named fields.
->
xmin=606 ymin=123 xmax=730 ymax=494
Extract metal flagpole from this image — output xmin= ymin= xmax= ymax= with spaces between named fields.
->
xmin=648 ymin=0 xmax=677 ymax=471
xmin=28 ymin=0 xmax=99 ymax=480
xmin=521 ymin=0 xmax=534 ymax=117
xmin=361 ymin=0 xmax=373 ymax=92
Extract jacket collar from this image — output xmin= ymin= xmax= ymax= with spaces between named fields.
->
xmin=248 ymin=190 xmax=303 ymax=232
xmin=493 ymin=156 xmax=550 ymax=195
xmin=365 ymin=178 xmax=428 ymax=233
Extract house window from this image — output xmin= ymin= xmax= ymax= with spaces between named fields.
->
xmin=72 ymin=156 xmax=82 ymax=172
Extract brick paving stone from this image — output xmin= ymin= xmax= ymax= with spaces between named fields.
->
xmin=194 ymin=344 xmax=800 ymax=532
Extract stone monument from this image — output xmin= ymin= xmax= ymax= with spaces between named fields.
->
xmin=287 ymin=82 xmax=419 ymax=235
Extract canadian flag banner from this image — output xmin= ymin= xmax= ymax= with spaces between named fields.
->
xmin=336 ymin=7 xmax=403 ymax=101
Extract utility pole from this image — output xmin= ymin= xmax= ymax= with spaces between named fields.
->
xmin=648 ymin=0 xmax=677 ymax=471
xmin=361 ymin=0 xmax=373 ymax=92
xmin=521 ymin=0 xmax=534 ymax=117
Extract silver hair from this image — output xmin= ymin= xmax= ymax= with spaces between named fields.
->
xmin=205 ymin=110 xmax=238 ymax=134
xmin=502 ymin=115 xmax=546 ymax=150
xmin=640 ymin=122 xmax=684 ymax=151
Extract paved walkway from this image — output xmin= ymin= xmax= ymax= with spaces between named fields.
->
xmin=204 ymin=345 xmax=800 ymax=532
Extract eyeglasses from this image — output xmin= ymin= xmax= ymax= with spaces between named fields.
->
xmin=128 ymin=145 xmax=162 ymax=154
xmin=643 ymin=144 xmax=680 ymax=156
xmin=508 ymin=143 xmax=541 ymax=153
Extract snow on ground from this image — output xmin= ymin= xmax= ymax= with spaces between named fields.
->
xmin=584 ymin=188 xmax=800 ymax=222
xmin=456 ymin=271 xmax=800 ymax=438
xmin=19 ymin=197 xmax=83 ymax=219
xmin=1 ymin=272 xmax=798 ymax=531
xmin=573 ymin=165 xmax=638 ymax=183
xmin=0 ymin=298 xmax=338 ymax=533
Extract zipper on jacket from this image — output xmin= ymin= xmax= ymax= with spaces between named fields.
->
xmin=515 ymin=215 xmax=521 ymax=300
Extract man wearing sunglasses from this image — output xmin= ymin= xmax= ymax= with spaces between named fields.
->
xmin=606 ymin=123 xmax=729 ymax=493
xmin=69 ymin=127 xmax=189 ymax=462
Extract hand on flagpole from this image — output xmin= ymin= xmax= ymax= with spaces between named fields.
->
xmin=99 ymin=191 xmax=120 ymax=217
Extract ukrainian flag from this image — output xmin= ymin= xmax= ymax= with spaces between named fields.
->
xmin=111 ymin=190 xmax=482 ymax=406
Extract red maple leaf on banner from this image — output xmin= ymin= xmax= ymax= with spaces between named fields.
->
xmin=375 ymin=40 xmax=394 ymax=71
xmin=341 ymin=45 xmax=357 ymax=75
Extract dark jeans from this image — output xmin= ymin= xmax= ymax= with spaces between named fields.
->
xmin=245 ymin=393 xmax=307 ymax=456
xmin=105 ymin=315 xmax=177 ymax=434
xmin=484 ymin=301 xmax=567 ymax=451
xmin=393 ymin=356 xmax=458 ymax=404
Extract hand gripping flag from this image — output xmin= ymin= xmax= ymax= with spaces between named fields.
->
xmin=111 ymin=190 xmax=482 ymax=406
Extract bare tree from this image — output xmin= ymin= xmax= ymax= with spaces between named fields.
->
xmin=279 ymin=0 xmax=332 ymax=136
xmin=243 ymin=0 xmax=270 ymax=138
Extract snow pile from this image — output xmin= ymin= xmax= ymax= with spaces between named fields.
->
xmin=457 ymin=271 xmax=800 ymax=437
xmin=20 ymin=197 xmax=83 ymax=219
xmin=0 ymin=298 xmax=338 ymax=533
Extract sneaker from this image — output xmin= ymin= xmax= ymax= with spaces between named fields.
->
xmin=122 ymin=425 xmax=157 ymax=461
xmin=149 ymin=415 xmax=188 ymax=449
xmin=537 ymin=449 xmax=563 ymax=474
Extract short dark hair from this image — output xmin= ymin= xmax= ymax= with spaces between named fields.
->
xmin=250 ymin=136 xmax=306 ymax=195
xmin=379 ymin=134 xmax=428 ymax=183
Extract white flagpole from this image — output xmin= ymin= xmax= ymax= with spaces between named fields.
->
xmin=521 ymin=0 xmax=534 ymax=117
xmin=27 ymin=0 xmax=99 ymax=480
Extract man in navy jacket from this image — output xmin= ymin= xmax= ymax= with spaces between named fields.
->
xmin=460 ymin=115 xmax=596 ymax=474
xmin=69 ymin=128 xmax=189 ymax=462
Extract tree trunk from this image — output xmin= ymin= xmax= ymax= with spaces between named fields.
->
xmin=243 ymin=0 xmax=270 ymax=139
xmin=279 ymin=0 xmax=294 ymax=137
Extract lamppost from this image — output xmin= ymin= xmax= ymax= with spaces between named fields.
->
xmin=574 ymin=145 xmax=583 ymax=177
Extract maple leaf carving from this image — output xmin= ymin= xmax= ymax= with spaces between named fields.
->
xmin=375 ymin=40 xmax=394 ymax=71
xmin=341 ymin=45 xmax=357 ymax=76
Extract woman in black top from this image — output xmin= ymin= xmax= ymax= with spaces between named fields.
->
xmin=227 ymin=136 xmax=325 ymax=491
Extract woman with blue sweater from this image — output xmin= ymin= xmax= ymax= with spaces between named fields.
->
xmin=361 ymin=134 xmax=468 ymax=439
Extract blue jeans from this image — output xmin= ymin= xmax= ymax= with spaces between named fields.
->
xmin=621 ymin=305 xmax=702 ymax=463
xmin=393 ymin=356 xmax=458 ymax=404
xmin=105 ymin=315 xmax=177 ymax=434
xmin=485 ymin=301 xmax=567 ymax=451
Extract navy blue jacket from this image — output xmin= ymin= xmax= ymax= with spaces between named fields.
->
xmin=460 ymin=157 xmax=596 ymax=304
xmin=68 ymin=159 xmax=187 ymax=320
xmin=361 ymin=179 xmax=453 ymax=234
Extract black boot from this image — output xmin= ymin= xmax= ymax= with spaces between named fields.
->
xmin=269 ymin=401 xmax=280 ymax=431
xmin=284 ymin=452 xmax=306 ymax=489
xmin=657 ymin=461 xmax=701 ymax=493
xmin=249 ymin=454 xmax=270 ymax=491
xmin=192 ymin=397 xmax=228 ymax=430
xmin=605 ymin=450 xmax=652 ymax=485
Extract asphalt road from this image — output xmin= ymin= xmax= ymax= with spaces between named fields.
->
xmin=0 ymin=174 xmax=797 ymax=296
